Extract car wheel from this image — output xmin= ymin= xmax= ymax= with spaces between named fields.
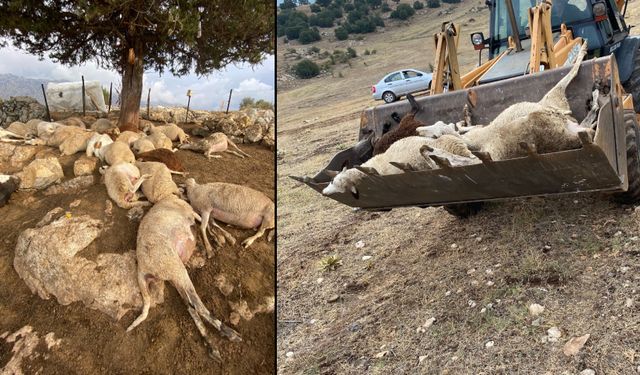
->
xmin=382 ymin=91 xmax=396 ymax=103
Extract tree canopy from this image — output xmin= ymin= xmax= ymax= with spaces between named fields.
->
xmin=0 ymin=0 xmax=274 ymax=77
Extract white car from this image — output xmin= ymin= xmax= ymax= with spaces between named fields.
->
xmin=371 ymin=69 xmax=433 ymax=103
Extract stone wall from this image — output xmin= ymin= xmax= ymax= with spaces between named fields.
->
xmin=0 ymin=96 xmax=46 ymax=128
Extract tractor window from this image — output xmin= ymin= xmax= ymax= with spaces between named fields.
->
xmin=385 ymin=72 xmax=403 ymax=82
xmin=551 ymin=0 xmax=592 ymax=26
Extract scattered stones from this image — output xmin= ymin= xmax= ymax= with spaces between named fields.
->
xmin=529 ymin=303 xmax=545 ymax=316
xmin=580 ymin=369 xmax=595 ymax=375
xmin=468 ymin=300 xmax=477 ymax=308
xmin=229 ymin=312 xmax=241 ymax=326
xmin=374 ymin=350 xmax=389 ymax=359
xmin=327 ymin=294 xmax=340 ymax=303
xmin=286 ymin=351 xmax=294 ymax=358
xmin=563 ymin=334 xmax=590 ymax=356
xmin=451 ymin=243 xmax=458 ymax=249
xmin=316 ymin=277 xmax=324 ymax=284
xmin=485 ymin=341 xmax=494 ymax=348
xmin=0 ymin=96 xmax=45 ymax=127
xmin=486 ymin=281 xmax=494 ymax=286
xmin=16 ymin=157 xmax=63 ymax=189
xmin=416 ymin=317 xmax=436 ymax=333
xmin=104 ymin=200 xmax=113 ymax=216
xmin=467 ymin=268 xmax=476 ymax=275
xmin=36 ymin=207 xmax=64 ymax=228
xmin=213 ymin=274 xmax=234 ymax=296
xmin=362 ymin=255 xmax=372 ymax=261
xmin=418 ymin=355 xmax=427 ymax=364
xmin=547 ymin=327 xmax=562 ymax=342
xmin=531 ymin=317 xmax=544 ymax=326
xmin=626 ymin=298 xmax=634 ymax=308
xmin=73 ymin=155 xmax=99 ymax=176
xmin=69 ymin=199 xmax=81 ymax=208
xmin=355 ymin=240 xmax=365 ymax=249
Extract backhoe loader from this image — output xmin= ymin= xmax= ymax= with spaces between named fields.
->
xmin=292 ymin=0 xmax=640 ymax=217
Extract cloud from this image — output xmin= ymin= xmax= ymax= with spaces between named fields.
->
xmin=0 ymin=46 xmax=274 ymax=110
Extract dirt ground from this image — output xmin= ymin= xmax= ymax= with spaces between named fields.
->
xmin=0 ymin=121 xmax=275 ymax=374
xmin=277 ymin=1 xmax=640 ymax=373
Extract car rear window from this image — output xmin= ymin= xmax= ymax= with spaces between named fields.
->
xmin=384 ymin=72 xmax=403 ymax=82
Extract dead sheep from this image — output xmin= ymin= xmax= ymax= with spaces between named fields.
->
xmin=86 ymin=133 xmax=114 ymax=157
xmin=179 ymin=132 xmax=250 ymax=159
xmin=59 ymin=131 xmax=97 ymax=156
xmin=6 ymin=121 xmax=37 ymax=139
xmin=150 ymin=124 xmax=188 ymax=144
xmin=461 ymin=41 xmax=592 ymax=160
xmin=61 ymin=117 xmax=87 ymax=128
xmin=0 ymin=174 xmax=20 ymax=207
xmin=116 ymin=131 xmax=142 ymax=146
xmin=323 ymin=135 xmax=473 ymax=197
xmin=91 ymin=118 xmax=116 ymax=133
xmin=148 ymin=131 xmax=173 ymax=150
xmin=372 ymin=94 xmax=424 ymax=155
xmin=46 ymin=125 xmax=91 ymax=147
xmin=135 ymin=161 xmax=181 ymax=203
xmin=36 ymin=121 xmax=65 ymax=142
xmin=132 ymin=137 xmax=156 ymax=154
xmin=136 ymin=148 xmax=186 ymax=172
xmin=95 ymin=141 xmax=136 ymax=165
xmin=185 ymin=178 xmax=274 ymax=255
xmin=103 ymin=162 xmax=151 ymax=209
xmin=127 ymin=195 xmax=241 ymax=360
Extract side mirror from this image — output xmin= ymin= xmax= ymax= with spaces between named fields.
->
xmin=470 ymin=32 xmax=487 ymax=51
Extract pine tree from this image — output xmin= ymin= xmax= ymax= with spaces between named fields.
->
xmin=0 ymin=0 xmax=274 ymax=129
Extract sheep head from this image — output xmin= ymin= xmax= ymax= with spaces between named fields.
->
xmin=322 ymin=167 xmax=365 ymax=199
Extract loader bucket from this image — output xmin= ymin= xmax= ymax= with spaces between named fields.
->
xmin=294 ymin=56 xmax=630 ymax=210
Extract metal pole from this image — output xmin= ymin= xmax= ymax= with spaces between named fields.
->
xmin=226 ymin=89 xmax=233 ymax=114
xmin=81 ymin=75 xmax=86 ymax=116
xmin=108 ymin=83 xmax=113 ymax=113
xmin=146 ymin=88 xmax=151 ymax=118
xmin=41 ymin=84 xmax=52 ymax=122
xmin=185 ymin=96 xmax=191 ymax=123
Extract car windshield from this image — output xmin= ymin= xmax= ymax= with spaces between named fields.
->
xmin=492 ymin=0 xmax=592 ymax=43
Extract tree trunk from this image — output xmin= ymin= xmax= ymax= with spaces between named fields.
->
xmin=118 ymin=40 xmax=144 ymax=130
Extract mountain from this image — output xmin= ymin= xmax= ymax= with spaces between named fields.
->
xmin=0 ymin=73 xmax=59 ymax=103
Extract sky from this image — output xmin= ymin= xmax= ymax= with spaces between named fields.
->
xmin=0 ymin=46 xmax=274 ymax=111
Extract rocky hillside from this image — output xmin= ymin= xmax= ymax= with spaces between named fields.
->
xmin=0 ymin=74 xmax=58 ymax=103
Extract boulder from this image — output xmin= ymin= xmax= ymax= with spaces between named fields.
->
xmin=16 ymin=157 xmax=64 ymax=190
xmin=73 ymin=155 xmax=99 ymax=176
xmin=0 ymin=97 xmax=46 ymax=128
xmin=13 ymin=215 xmax=164 ymax=320
xmin=43 ymin=175 xmax=95 ymax=196
xmin=0 ymin=143 xmax=40 ymax=174
xmin=244 ymin=122 xmax=264 ymax=143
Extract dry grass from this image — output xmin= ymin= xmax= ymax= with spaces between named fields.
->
xmin=278 ymin=1 xmax=640 ymax=373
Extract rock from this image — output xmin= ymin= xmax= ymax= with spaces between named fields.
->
xmin=362 ymin=255 xmax=372 ymax=261
xmin=213 ymin=274 xmax=234 ymax=296
xmin=13 ymin=215 xmax=163 ymax=320
xmin=244 ymin=122 xmax=264 ymax=143
xmin=563 ymin=334 xmax=590 ymax=356
xmin=468 ymin=300 xmax=477 ymax=308
xmin=73 ymin=155 xmax=98 ymax=177
xmin=418 ymin=355 xmax=428 ymax=364
xmin=104 ymin=200 xmax=113 ymax=216
xmin=485 ymin=341 xmax=495 ymax=348
xmin=229 ymin=312 xmax=241 ymax=326
xmin=547 ymin=327 xmax=562 ymax=342
xmin=16 ymin=157 xmax=64 ymax=190
xmin=0 ymin=143 xmax=39 ymax=174
xmin=36 ymin=207 xmax=64 ymax=228
xmin=43 ymin=176 xmax=94 ymax=196
xmin=531 ymin=317 xmax=544 ymax=326
xmin=229 ymin=300 xmax=254 ymax=321
xmin=0 ymin=96 xmax=45 ymax=127
xmin=286 ymin=351 xmax=294 ymax=358
xmin=374 ymin=351 xmax=389 ymax=359
xmin=580 ymin=370 xmax=595 ymax=375
xmin=69 ymin=199 xmax=81 ymax=208
xmin=416 ymin=317 xmax=436 ymax=333
xmin=327 ymin=294 xmax=341 ymax=303
xmin=529 ymin=303 xmax=545 ymax=316
xmin=355 ymin=240 xmax=365 ymax=248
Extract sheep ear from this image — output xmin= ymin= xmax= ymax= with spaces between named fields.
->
xmin=350 ymin=186 xmax=359 ymax=199
xmin=324 ymin=169 xmax=339 ymax=178
xmin=342 ymin=166 xmax=348 ymax=172
xmin=95 ymin=141 xmax=102 ymax=149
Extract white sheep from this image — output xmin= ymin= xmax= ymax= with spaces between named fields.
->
xmin=86 ymin=133 xmax=114 ymax=157
xmin=135 ymin=161 xmax=180 ymax=203
xmin=185 ymin=178 xmax=274 ymax=254
xmin=150 ymin=124 xmax=188 ymax=144
xmin=95 ymin=141 xmax=136 ymax=165
xmin=132 ymin=137 xmax=156 ymax=154
xmin=116 ymin=131 xmax=142 ymax=146
xmin=103 ymin=162 xmax=151 ymax=209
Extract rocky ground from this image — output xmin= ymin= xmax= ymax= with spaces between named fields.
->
xmin=0 ymin=112 xmax=275 ymax=374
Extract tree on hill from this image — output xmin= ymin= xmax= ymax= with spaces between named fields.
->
xmin=0 ymin=1 xmax=274 ymax=129
xmin=240 ymin=97 xmax=274 ymax=111
xmin=391 ymin=3 xmax=416 ymax=19
xmin=280 ymin=0 xmax=298 ymax=9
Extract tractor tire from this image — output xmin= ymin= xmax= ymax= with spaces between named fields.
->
xmin=443 ymin=202 xmax=485 ymax=218
xmin=623 ymin=47 xmax=640 ymax=113
xmin=612 ymin=110 xmax=640 ymax=203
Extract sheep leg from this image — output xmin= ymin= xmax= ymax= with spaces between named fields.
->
xmin=208 ymin=218 xmax=236 ymax=246
xmin=242 ymin=217 xmax=273 ymax=248
xmin=199 ymin=210 xmax=215 ymax=258
xmin=205 ymin=150 xmax=223 ymax=159
xmin=129 ymin=174 xmax=152 ymax=194
xmin=169 ymin=170 xmax=187 ymax=176
xmin=187 ymin=306 xmax=222 ymax=361
xmin=226 ymin=140 xmax=250 ymax=158
xmin=267 ymin=229 xmax=275 ymax=242
xmin=126 ymin=273 xmax=152 ymax=332
xmin=174 ymin=270 xmax=242 ymax=342
xmin=224 ymin=150 xmax=245 ymax=158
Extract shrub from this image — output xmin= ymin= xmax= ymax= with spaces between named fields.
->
xmin=299 ymin=28 xmax=321 ymax=44
xmin=413 ymin=1 xmax=424 ymax=9
xmin=344 ymin=3 xmax=355 ymax=11
xmin=372 ymin=15 xmax=385 ymax=27
xmin=371 ymin=49 xmax=377 ymax=54
xmin=310 ymin=4 xmax=322 ymax=12
xmin=442 ymin=0 xmax=461 ymax=3
xmin=367 ymin=0 xmax=383 ymax=7
xmin=309 ymin=46 xmax=321 ymax=53
xmin=381 ymin=2 xmax=392 ymax=11
xmin=309 ymin=13 xmax=334 ymax=27
xmin=294 ymin=59 xmax=321 ymax=78
xmin=285 ymin=24 xmax=305 ymax=39
xmin=390 ymin=3 xmax=416 ymax=19
xmin=280 ymin=0 xmax=297 ymax=10
xmin=347 ymin=47 xmax=357 ymax=58
xmin=364 ymin=49 xmax=370 ymax=55
xmin=335 ymin=27 xmax=349 ymax=40
xmin=316 ymin=0 xmax=332 ymax=6
xmin=426 ymin=0 xmax=441 ymax=7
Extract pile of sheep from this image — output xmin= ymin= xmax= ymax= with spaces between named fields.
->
xmin=1 ymin=115 xmax=275 ymax=360
xmin=323 ymin=42 xmax=597 ymax=198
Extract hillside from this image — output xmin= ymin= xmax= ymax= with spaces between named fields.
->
xmin=277 ymin=0 xmax=640 ymax=373
xmin=0 ymin=73 xmax=58 ymax=103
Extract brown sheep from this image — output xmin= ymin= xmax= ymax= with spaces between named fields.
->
xmin=136 ymin=148 xmax=186 ymax=172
